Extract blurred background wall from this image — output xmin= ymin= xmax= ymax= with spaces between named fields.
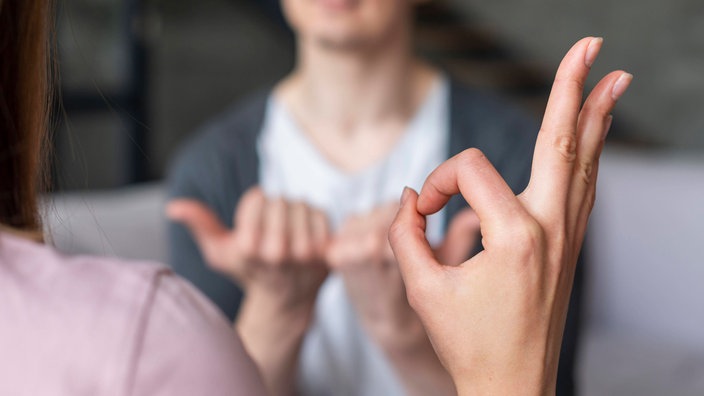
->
xmin=452 ymin=0 xmax=704 ymax=149
xmin=53 ymin=0 xmax=704 ymax=191
xmin=54 ymin=0 xmax=294 ymax=189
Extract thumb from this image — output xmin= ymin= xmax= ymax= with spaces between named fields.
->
xmin=389 ymin=187 xmax=441 ymax=286
xmin=166 ymin=199 xmax=232 ymax=269
xmin=434 ymin=208 xmax=480 ymax=266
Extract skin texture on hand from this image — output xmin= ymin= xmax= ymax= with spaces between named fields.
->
xmin=389 ymin=37 xmax=632 ymax=396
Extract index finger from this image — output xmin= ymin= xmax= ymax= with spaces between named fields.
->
xmin=417 ymin=148 xmax=528 ymax=235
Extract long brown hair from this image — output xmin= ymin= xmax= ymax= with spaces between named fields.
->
xmin=0 ymin=0 xmax=52 ymax=235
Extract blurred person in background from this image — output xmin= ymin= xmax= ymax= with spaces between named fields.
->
xmin=167 ymin=0 xmax=582 ymax=395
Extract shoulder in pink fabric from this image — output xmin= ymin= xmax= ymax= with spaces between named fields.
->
xmin=0 ymin=232 xmax=265 ymax=396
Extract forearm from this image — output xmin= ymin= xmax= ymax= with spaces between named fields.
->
xmin=453 ymin=365 xmax=554 ymax=396
xmin=235 ymin=291 xmax=313 ymax=396
xmin=452 ymin=336 xmax=559 ymax=396
xmin=373 ymin=307 xmax=555 ymax=396
xmin=378 ymin=318 xmax=456 ymax=396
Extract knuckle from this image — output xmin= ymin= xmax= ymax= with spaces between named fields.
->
xmin=389 ymin=219 xmax=425 ymax=252
xmin=513 ymin=219 xmax=546 ymax=255
xmin=388 ymin=219 xmax=402 ymax=245
xmin=576 ymin=158 xmax=594 ymax=185
xmin=238 ymin=239 xmax=258 ymax=262
xmin=554 ymin=75 xmax=585 ymax=93
xmin=457 ymin=147 xmax=487 ymax=167
xmin=236 ymin=227 xmax=259 ymax=251
xmin=260 ymin=242 xmax=286 ymax=266
xmin=585 ymin=189 xmax=597 ymax=213
xmin=269 ymin=198 xmax=287 ymax=217
xmin=313 ymin=209 xmax=329 ymax=230
xmin=553 ymin=133 xmax=578 ymax=162
xmin=291 ymin=241 xmax=314 ymax=263
xmin=551 ymin=227 xmax=568 ymax=252
xmin=580 ymin=101 xmax=611 ymax=120
xmin=240 ymin=187 xmax=264 ymax=209
xmin=291 ymin=201 xmax=307 ymax=217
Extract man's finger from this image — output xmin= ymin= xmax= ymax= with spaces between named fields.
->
xmin=311 ymin=208 xmax=330 ymax=258
xmin=166 ymin=199 xmax=230 ymax=269
xmin=234 ymin=187 xmax=265 ymax=259
xmin=260 ymin=198 xmax=288 ymax=266
xmin=289 ymin=201 xmax=313 ymax=264
xmin=434 ymin=208 xmax=480 ymax=266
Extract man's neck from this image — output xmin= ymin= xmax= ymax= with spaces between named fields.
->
xmin=277 ymin=34 xmax=437 ymax=137
xmin=273 ymin=31 xmax=440 ymax=173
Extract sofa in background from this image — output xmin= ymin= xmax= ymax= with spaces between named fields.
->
xmin=44 ymin=183 xmax=166 ymax=263
xmin=43 ymin=147 xmax=704 ymax=395
xmin=579 ymin=147 xmax=704 ymax=395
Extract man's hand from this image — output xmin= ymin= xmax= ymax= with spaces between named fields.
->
xmin=327 ymin=203 xmax=479 ymax=396
xmin=168 ymin=187 xmax=329 ymax=307
xmin=327 ymin=203 xmax=479 ymax=350
xmin=167 ymin=188 xmax=329 ymax=396
xmin=389 ymin=37 xmax=632 ymax=395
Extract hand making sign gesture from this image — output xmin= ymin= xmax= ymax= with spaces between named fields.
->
xmin=167 ymin=188 xmax=330 ymax=396
xmin=389 ymin=37 xmax=632 ymax=395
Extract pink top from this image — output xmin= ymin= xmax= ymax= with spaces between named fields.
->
xmin=0 ymin=232 xmax=266 ymax=396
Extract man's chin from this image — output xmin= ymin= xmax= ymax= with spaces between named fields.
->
xmin=315 ymin=35 xmax=369 ymax=52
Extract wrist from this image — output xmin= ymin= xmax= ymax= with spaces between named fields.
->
xmin=236 ymin=289 xmax=313 ymax=342
xmin=370 ymin=309 xmax=428 ymax=355
xmin=248 ymin=282 xmax=317 ymax=315
xmin=453 ymin=362 xmax=554 ymax=396
xmin=236 ymin=293 xmax=313 ymax=396
xmin=378 ymin=317 xmax=456 ymax=396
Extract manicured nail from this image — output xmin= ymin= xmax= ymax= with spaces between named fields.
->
xmin=584 ymin=37 xmax=603 ymax=68
xmin=612 ymin=72 xmax=633 ymax=100
xmin=401 ymin=187 xmax=411 ymax=205
xmin=602 ymin=115 xmax=613 ymax=140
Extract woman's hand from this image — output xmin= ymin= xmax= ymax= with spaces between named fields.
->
xmin=389 ymin=37 xmax=632 ymax=395
xmin=167 ymin=187 xmax=329 ymax=396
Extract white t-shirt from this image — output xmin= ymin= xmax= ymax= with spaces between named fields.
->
xmin=258 ymin=77 xmax=450 ymax=396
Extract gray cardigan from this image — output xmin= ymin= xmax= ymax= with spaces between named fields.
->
xmin=167 ymin=81 xmax=579 ymax=395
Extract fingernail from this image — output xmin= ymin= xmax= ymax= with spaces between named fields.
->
xmin=602 ymin=115 xmax=613 ymax=140
xmin=584 ymin=37 xmax=603 ymax=68
xmin=611 ymin=72 xmax=633 ymax=100
xmin=401 ymin=187 xmax=411 ymax=205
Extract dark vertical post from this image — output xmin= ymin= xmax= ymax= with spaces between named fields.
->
xmin=123 ymin=0 xmax=150 ymax=183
